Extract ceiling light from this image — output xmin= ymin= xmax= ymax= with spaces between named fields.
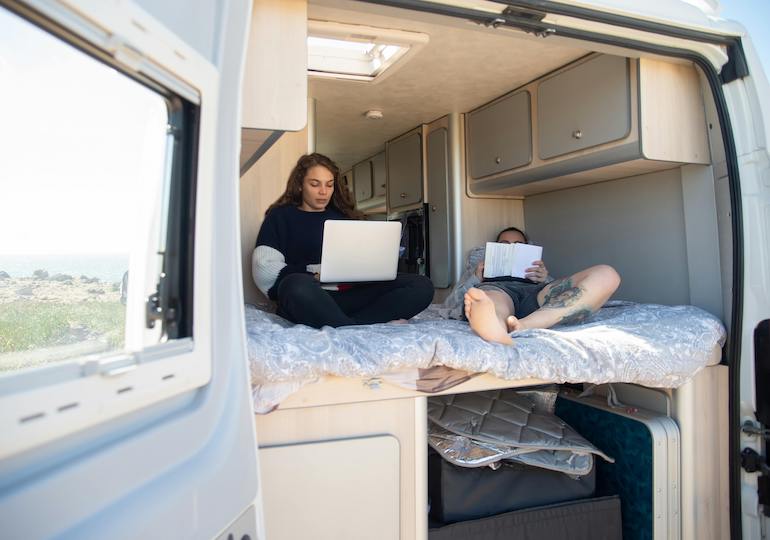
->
xmin=364 ymin=110 xmax=383 ymax=120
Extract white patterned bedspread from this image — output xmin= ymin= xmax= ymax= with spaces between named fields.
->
xmin=246 ymin=300 xmax=725 ymax=413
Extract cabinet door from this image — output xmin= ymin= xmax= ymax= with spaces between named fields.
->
xmin=467 ymin=90 xmax=531 ymax=179
xmin=371 ymin=151 xmax=387 ymax=197
xmin=353 ymin=160 xmax=373 ymax=202
xmin=538 ymin=55 xmax=631 ymax=159
xmin=260 ymin=436 xmax=400 ymax=540
xmin=387 ymin=130 xmax=423 ymax=210
xmin=341 ymin=169 xmax=353 ymax=197
xmin=427 ymin=128 xmax=451 ymax=288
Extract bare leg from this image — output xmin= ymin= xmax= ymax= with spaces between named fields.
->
xmin=512 ymin=264 xmax=621 ymax=331
xmin=464 ymin=288 xmax=515 ymax=345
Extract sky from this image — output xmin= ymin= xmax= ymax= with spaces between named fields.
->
xmin=0 ymin=7 xmax=167 ymax=256
xmin=719 ymin=0 xmax=770 ymax=79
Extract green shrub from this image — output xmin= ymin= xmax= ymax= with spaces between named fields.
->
xmin=0 ymin=300 xmax=125 ymax=355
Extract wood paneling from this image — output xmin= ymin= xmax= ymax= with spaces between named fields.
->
xmin=256 ymin=398 xmax=426 ymax=540
xmin=240 ymin=127 xmax=308 ymax=304
xmin=640 ymin=58 xmax=710 ymax=164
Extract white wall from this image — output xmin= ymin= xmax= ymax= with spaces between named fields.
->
xmin=524 ymin=168 xmax=706 ymax=308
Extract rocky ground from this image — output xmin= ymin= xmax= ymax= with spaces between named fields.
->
xmin=0 ymin=269 xmax=122 ymax=304
xmin=0 ymin=270 xmax=125 ymax=370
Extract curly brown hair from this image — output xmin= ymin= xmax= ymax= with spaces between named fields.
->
xmin=266 ymin=153 xmax=363 ymax=219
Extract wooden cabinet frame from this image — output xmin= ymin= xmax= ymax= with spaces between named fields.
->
xmin=465 ymin=54 xmax=710 ymax=198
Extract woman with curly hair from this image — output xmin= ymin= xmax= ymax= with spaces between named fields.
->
xmin=252 ymin=153 xmax=433 ymax=328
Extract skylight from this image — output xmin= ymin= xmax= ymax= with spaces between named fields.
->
xmin=307 ymin=21 xmax=428 ymax=83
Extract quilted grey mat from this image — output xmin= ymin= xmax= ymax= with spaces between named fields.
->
xmin=427 ymin=389 xmax=611 ymax=475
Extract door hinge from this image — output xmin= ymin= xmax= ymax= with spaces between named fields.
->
xmin=502 ymin=6 xmax=546 ymax=22
xmin=741 ymin=447 xmax=770 ymax=516
xmin=742 ymin=420 xmax=770 ymax=439
xmin=741 ymin=447 xmax=770 ymax=474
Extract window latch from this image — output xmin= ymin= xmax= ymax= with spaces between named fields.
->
xmin=146 ymin=272 xmax=177 ymax=331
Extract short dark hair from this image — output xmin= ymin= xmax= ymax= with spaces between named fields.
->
xmin=496 ymin=226 xmax=528 ymax=243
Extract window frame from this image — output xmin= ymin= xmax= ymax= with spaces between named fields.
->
xmin=0 ymin=0 xmax=214 ymax=461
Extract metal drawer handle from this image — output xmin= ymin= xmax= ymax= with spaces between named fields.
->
xmin=572 ymin=130 xmax=583 ymax=139
xmin=495 ymin=156 xmax=502 ymax=164
xmin=400 ymin=192 xmax=407 ymax=198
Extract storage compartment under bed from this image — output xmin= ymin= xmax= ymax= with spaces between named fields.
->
xmin=428 ymin=447 xmax=597 ymax=524
xmin=426 ymin=386 xmax=683 ymax=540
xmin=428 ymin=495 xmax=622 ymax=540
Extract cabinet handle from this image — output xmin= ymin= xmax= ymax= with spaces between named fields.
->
xmin=495 ymin=156 xmax=502 ymax=164
xmin=400 ymin=192 xmax=407 ymax=198
xmin=431 ymin=205 xmax=437 ymax=212
xmin=572 ymin=130 xmax=583 ymax=139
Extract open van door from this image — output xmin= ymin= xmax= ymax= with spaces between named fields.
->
xmin=713 ymin=17 xmax=770 ymax=540
xmin=0 ymin=0 xmax=306 ymax=537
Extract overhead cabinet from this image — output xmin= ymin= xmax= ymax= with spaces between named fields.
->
xmin=466 ymin=54 xmax=710 ymax=197
xmin=467 ymin=90 xmax=531 ymax=178
xmin=387 ymin=127 xmax=424 ymax=212
xmin=372 ymin=151 xmax=387 ymax=198
xmin=538 ymin=55 xmax=630 ymax=159
xmin=341 ymin=169 xmax=353 ymax=197
xmin=353 ymin=159 xmax=373 ymax=203
xmin=351 ymin=151 xmax=387 ymax=213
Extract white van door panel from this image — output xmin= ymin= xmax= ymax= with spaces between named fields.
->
xmin=417 ymin=0 xmax=732 ymax=70
xmin=0 ymin=0 xmax=281 ymax=537
xmin=717 ymin=24 xmax=770 ymax=540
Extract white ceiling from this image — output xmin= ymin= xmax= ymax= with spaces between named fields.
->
xmin=308 ymin=0 xmax=589 ymax=171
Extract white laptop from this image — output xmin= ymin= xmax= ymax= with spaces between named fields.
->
xmin=320 ymin=220 xmax=402 ymax=283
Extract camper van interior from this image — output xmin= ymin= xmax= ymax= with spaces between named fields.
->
xmin=2 ymin=0 xmax=768 ymax=539
xmin=239 ymin=1 xmax=734 ymax=539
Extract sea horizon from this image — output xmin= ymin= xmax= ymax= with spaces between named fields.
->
xmin=0 ymin=253 xmax=129 ymax=282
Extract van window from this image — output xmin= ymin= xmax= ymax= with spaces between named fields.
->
xmin=0 ymin=6 xmax=172 ymax=376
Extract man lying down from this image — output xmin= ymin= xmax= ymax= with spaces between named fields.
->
xmin=463 ymin=226 xmax=621 ymax=346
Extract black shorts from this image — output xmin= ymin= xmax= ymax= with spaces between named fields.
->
xmin=478 ymin=278 xmax=548 ymax=319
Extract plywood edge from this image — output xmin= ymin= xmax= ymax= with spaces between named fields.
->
xmin=268 ymin=373 xmax=548 ymax=411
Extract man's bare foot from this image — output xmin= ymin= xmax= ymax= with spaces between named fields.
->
xmin=464 ymin=288 xmax=514 ymax=345
xmin=388 ymin=318 xmax=408 ymax=324
xmin=506 ymin=315 xmax=523 ymax=332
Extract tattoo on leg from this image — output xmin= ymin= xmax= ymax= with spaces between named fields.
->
xmin=542 ymin=278 xmax=584 ymax=308
xmin=559 ymin=308 xmax=593 ymax=326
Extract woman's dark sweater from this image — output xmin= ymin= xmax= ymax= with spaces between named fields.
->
xmin=255 ymin=204 xmax=348 ymax=299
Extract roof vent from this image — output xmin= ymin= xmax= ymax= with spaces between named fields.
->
xmin=307 ymin=20 xmax=428 ymax=83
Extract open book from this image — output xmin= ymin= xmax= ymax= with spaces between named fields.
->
xmin=483 ymin=242 xmax=543 ymax=279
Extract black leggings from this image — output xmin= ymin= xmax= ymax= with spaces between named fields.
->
xmin=276 ymin=272 xmax=434 ymax=328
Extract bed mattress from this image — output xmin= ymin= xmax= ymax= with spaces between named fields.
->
xmin=246 ymin=300 xmax=725 ymax=412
